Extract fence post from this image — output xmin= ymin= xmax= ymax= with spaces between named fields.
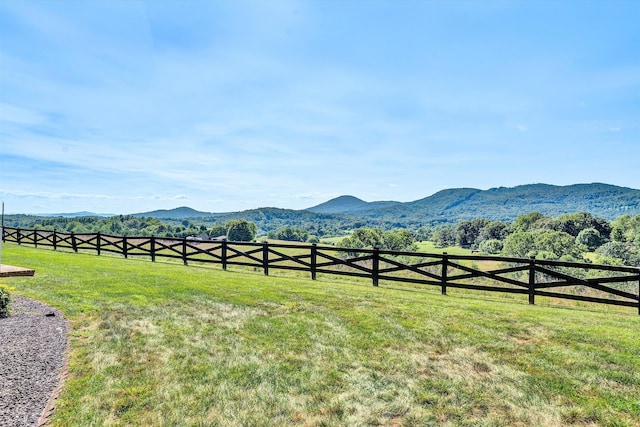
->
xmin=528 ymin=257 xmax=536 ymax=305
xmin=96 ymin=232 xmax=101 ymax=256
xmin=1 ymin=226 xmax=5 ymax=242
xmin=53 ymin=229 xmax=57 ymax=250
xmin=123 ymin=235 xmax=128 ymax=259
xmin=263 ymin=241 xmax=269 ymax=275
xmin=221 ymin=239 xmax=227 ymax=270
xmin=372 ymin=247 xmax=380 ymax=287
xmin=637 ymin=270 xmax=640 ymax=316
xmin=182 ymin=238 xmax=187 ymax=265
xmin=311 ymin=243 xmax=317 ymax=280
xmin=441 ymin=252 xmax=448 ymax=295
xmin=71 ymin=232 xmax=78 ymax=253
xmin=16 ymin=228 xmax=21 ymax=245
xmin=34 ymin=229 xmax=38 ymax=248
xmin=150 ymin=236 xmax=156 ymax=262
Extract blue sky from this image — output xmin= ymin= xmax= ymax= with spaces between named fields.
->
xmin=1 ymin=0 xmax=638 ymax=214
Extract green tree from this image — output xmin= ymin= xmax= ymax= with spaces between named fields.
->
xmin=479 ymin=239 xmax=503 ymax=254
xmin=383 ymin=229 xmax=416 ymax=252
xmin=478 ymin=221 xmax=510 ymax=242
xmin=611 ymin=215 xmax=640 ymax=245
xmin=414 ymin=226 xmax=434 ymax=242
xmin=455 ymin=219 xmax=490 ymax=248
xmin=596 ymin=241 xmax=628 ymax=259
xmin=502 ymin=232 xmax=536 ymax=258
xmin=267 ymin=226 xmax=309 ymax=242
xmin=350 ymin=228 xmax=385 ymax=249
xmin=338 ymin=228 xmax=415 ymax=253
xmin=0 ymin=288 xmax=10 ymax=317
xmin=513 ymin=212 xmax=546 ymax=232
xmin=533 ymin=231 xmax=583 ymax=259
xmin=65 ymin=221 xmax=89 ymax=233
xmin=433 ymin=227 xmax=456 ymax=248
xmin=576 ymin=228 xmax=603 ymax=251
xmin=209 ymin=224 xmax=227 ymax=238
xmin=596 ymin=241 xmax=640 ymax=266
xmin=554 ymin=212 xmax=611 ymax=238
xmin=226 ymin=220 xmax=257 ymax=242
xmin=611 ymin=226 xmax=625 ymax=242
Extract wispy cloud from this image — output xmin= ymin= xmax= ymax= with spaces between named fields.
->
xmin=0 ymin=190 xmax=116 ymax=200
xmin=1 ymin=0 xmax=639 ymax=214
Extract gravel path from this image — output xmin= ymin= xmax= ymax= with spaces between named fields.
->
xmin=0 ymin=296 xmax=68 ymax=427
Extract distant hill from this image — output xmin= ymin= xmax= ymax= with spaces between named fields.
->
xmin=37 ymin=211 xmax=113 ymax=218
xmin=445 ymin=183 xmax=640 ymax=220
xmin=5 ymin=183 xmax=640 ymax=238
xmin=306 ymin=195 xmax=401 ymax=214
xmin=355 ymin=183 xmax=640 ymax=226
xmin=132 ymin=206 xmax=222 ymax=219
xmin=128 ymin=183 xmax=640 ymax=231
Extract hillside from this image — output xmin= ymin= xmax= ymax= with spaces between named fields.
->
xmin=184 ymin=183 xmax=640 ymax=233
xmin=37 ymin=211 xmax=114 ymax=218
xmin=208 ymin=207 xmax=372 ymax=237
xmin=8 ymin=183 xmax=638 ymax=234
xmin=132 ymin=206 xmax=222 ymax=219
xmin=354 ymin=183 xmax=640 ymax=226
xmin=306 ymin=195 xmax=401 ymax=214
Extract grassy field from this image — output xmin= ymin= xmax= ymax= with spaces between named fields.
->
xmin=319 ymin=238 xmax=474 ymax=255
xmin=414 ymin=241 xmax=474 ymax=256
xmin=1 ymin=242 xmax=639 ymax=426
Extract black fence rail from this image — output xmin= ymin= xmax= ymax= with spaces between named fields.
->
xmin=3 ymin=226 xmax=639 ymax=314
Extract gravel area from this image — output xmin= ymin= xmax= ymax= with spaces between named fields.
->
xmin=0 ymin=295 xmax=68 ymax=427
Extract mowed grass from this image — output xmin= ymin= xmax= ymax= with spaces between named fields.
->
xmin=1 ymin=243 xmax=639 ymax=426
xmin=414 ymin=241 xmax=474 ymax=256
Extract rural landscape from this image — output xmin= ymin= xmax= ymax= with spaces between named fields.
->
xmin=2 ymin=1 xmax=640 ymax=426
xmin=5 ymin=183 xmax=640 ymax=268
xmin=2 ymin=182 xmax=640 ymax=425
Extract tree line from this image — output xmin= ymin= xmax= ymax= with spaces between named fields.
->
xmin=3 ymin=215 xmax=259 ymax=242
xmin=430 ymin=212 xmax=640 ymax=266
xmin=4 ymin=211 xmax=640 ymax=266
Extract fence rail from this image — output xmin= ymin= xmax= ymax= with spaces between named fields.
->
xmin=3 ymin=226 xmax=639 ymax=314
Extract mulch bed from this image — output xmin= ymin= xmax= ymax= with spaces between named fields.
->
xmin=0 ymin=295 xmax=68 ymax=427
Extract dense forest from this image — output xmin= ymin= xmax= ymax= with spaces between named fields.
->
xmin=3 ymin=214 xmax=206 ymax=238
xmin=428 ymin=212 xmax=640 ymax=266
xmin=308 ymin=183 xmax=640 ymax=225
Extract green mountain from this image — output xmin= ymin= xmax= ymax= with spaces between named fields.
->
xmin=132 ymin=206 xmax=222 ymax=219
xmin=37 ymin=211 xmax=113 ymax=218
xmin=126 ymin=183 xmax=640 ymax=232
xmin=354 ymin=183 xmax=640 ymax=227
xmin=6 ymin=183 xmax=640 ymax=238
xmin=306 ymin=195 xmax=401 ymax=214
xmin=207 ymin=207 xmax=370 ymax=237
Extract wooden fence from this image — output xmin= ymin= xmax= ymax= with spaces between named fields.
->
xmin=3 ymin=226 xmax=639 ymax=314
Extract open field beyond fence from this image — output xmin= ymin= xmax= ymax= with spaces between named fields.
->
xmin=3 ymin=226 xmax=639 ymax=315
xmin=1 ymin=243 xmax=639 ymax=426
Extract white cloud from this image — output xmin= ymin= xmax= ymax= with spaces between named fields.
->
xmin=0 ymin=190 xmax=116 ymax=200
xmin=1 ymin=1 xmax=639 ymax=214
xmin=290 ymin=192 xmax=339 ymax=201
xmin=0 ymin=102 xmax=45 ymax=125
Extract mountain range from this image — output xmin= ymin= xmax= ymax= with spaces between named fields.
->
xmin=130 ymin=183 xmax=640 ymax=229
xmin=132 ymin=206 xmax=225 ymax=219
xmin=306 ymin=196 xmax=401 ymax=214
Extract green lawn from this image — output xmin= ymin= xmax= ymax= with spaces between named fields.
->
xmin=414 ymin=241 xmax=475 ymax=256
xmin=1 ymin=243 xmax=639 ymax=426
